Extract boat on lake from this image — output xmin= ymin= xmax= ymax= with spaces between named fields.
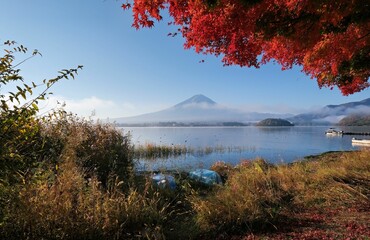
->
xmin=325 ymin=128 xmax=343 ymax=135
xmin=352 ymin=138 xmax=370 ymax=146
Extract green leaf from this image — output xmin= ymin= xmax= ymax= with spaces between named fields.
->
xmin=20 ymin=91 xmax=26 ymax=100
xmin=31 ymin=103 xmax=39 ymax=111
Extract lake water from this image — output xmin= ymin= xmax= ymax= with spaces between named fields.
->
xmin=120 ymin=126 xmax=370 ymax=171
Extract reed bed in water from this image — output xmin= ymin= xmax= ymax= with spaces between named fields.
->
xmin=133 ymin=143 xmax=256 ymax=159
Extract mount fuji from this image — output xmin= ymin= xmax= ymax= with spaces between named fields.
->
xmin=113 ymin=94 xmax=292 ymax=125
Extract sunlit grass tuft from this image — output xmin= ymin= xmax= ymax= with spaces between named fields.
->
xmin=190 ymin=150 xmax=370 ymax=235
xmin=2 ymin=147 xmax=171 ymax=239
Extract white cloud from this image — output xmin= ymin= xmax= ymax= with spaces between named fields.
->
xmin=318 ymin=115 xmax=346 ymax=123
xmin=177 ymin=101 xmax=304 ymax=115
xmin=38 ymin=96 xmax=138 ymax=119
xmin=233 ymin=103 xmax=304 ymax=115
xmin=347 ymin=106 xmax=370 ymax=115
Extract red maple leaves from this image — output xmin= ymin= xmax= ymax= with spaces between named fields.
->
xmin=122 ymin=0 xmax=370 ymax=95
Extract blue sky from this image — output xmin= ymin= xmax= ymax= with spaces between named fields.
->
xmin=1 ymin=0 xmax=369 ymax=118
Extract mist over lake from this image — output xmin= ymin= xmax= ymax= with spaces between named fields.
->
xmin=120 ymin=126 xmax=370 ymax=171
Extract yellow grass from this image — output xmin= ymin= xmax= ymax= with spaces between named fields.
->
xmin=190 ymin=150 xmax=370 ymax=234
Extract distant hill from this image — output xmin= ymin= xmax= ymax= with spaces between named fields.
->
xmin=114 ymin=94 xmax=292 ymax=125
xmin=256 ymin=118 xmax=294 ymax=127
xmin=288 ymin=98 xmax=370 ymax=125
xmin=338 ymin=114 xmax=370 ymax=126
xmin=326 ymin=98 xmax=370 ymax=110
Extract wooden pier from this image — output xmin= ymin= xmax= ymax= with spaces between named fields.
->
xmin=343 ymin=132 xmax=370 ymax=136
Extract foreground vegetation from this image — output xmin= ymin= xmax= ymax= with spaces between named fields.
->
xmin=2 ymin=130 xmax=369 ymax=239
xmin=1 ymin=41 xmax=369 ymax=239
xmin=200 ymin=151 xmax=370 ymax=239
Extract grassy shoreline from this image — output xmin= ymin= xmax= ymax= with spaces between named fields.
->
xmin=135 ymin=149 xmax=370 ymax=239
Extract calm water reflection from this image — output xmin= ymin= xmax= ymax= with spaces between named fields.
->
xmin=120 ymin=126 xmax=370 ymax=171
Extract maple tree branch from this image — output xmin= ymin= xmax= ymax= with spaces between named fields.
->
xmin=357 ymin=31 xmax=370 ymax=41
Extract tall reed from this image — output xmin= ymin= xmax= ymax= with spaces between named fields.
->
xmin=1 ymin=142 xmax=171 ymax=239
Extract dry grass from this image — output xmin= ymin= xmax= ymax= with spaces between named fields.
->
xmin=282 ymin=150 xmax=370 ymax=207
xmin=0 ymin=114 xmax=172 ymax=239
xmin=2 ymin=146 xmax=171 ymax=239
xmin=134 ymin=144 xmax=255 ymax=160
xmin=133 ymin=143 xmax=189 ymax=159
xmin=190 ymin=159 xmax=290 ymax=235
xmin=41 ymin=114 xmax=134 ymax=188
xmin=190 ymin=150 xmax=370 ymax=236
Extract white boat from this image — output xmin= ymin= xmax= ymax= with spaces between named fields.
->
xmin=352 ymin=138 xmax=370 ymax=146
xmin=325 ymin=128 xmax=343 ymax=135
